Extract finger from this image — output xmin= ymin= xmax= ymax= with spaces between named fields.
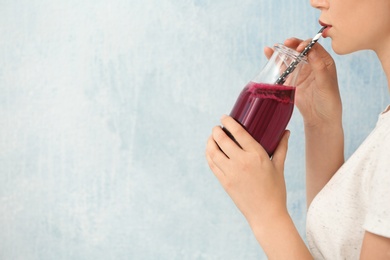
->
xmin=266 ymin=38 xmax=305 ymax=59
xmin=205 ymin=135 xmax=228 ymax=168
xmin=296 ymin=38 xmax=313 ymax=52
xmin=307 ymin=44 xmax=337 ymax=83
xmin=264 ymin=46 xmax=273 ymax=60
xmin=211 ymin=125 xmax=242 ymax=158
xmin=271 ymin=130 xmax=290 ymax=173
xmin=309 ymin=43 xmax=336 ymax=69
xmin=205 ymin=152 xmax=226 ymax=183
xmin=220 ymin=115 xmax=265 ymax=154
xmin=205 ymin=135 xmax=233 ymax=184
xmin=283 ymin=37 xmax=304 ymax=49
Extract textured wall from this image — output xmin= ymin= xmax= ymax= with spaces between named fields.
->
xmin=0 ymin=0 xmax=388 ymax=259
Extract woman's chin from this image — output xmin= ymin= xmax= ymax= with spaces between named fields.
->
xmin=331 ymin=40 xmax=363 ymax=55
xmin=331 ymin=43 xmax=353 ymax=55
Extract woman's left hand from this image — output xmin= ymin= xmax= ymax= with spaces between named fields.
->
xmin=205 ymin=115 xmax=291 ymax=228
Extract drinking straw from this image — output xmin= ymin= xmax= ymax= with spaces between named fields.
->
xmin=275 ymin=26 xmax=327 ymax=85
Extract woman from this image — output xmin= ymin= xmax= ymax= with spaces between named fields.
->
xmin=205 ymin=0 xmax=390 ymax=258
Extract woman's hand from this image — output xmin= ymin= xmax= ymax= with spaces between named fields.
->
xmin=205 ymin=115 xmax=290 ymax=227
xmin=205 ymin=117 xmax=313 ymax=259
xmin=265 ymin=38 xmax=342 ymax=129
xmin=265 ymin=38 xmax=344 ymax=206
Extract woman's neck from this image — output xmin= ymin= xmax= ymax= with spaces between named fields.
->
xmin=375 ymin=46 xmax=390 ymax=94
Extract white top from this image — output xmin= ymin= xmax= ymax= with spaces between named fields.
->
xmin=306 ymin=106 xmax=390 ymax=260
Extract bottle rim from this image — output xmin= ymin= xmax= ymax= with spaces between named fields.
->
xmin=274 ymin=43 xmax=308 ymax=64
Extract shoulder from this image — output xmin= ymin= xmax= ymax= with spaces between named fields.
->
xmin=373 ymin=114 xmax=390 ymax=162
xmin=363 ymin=115 xmax=390 ymax=238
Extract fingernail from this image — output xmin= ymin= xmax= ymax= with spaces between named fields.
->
xmin=298 ymin=43 xmax=305 ymax=50
xmin=285 ymin=130 xmax=291 ymax=139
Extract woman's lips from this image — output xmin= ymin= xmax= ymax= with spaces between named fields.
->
xmin=322 ymin=26 xmax=332 ymax=38
xmin=319 ymin=21 xmax=332 ymax=37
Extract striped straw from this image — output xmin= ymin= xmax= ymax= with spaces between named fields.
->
xmin=275 ymin=26 xmax=327 ymax=85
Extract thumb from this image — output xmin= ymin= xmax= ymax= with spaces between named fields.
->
xmin=272 ymin=130 xmax=290 ymax=172
xmin=264 ymin=46 xmax=274 ymax=60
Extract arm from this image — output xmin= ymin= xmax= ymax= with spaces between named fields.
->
xmin=360 ymin=232 xmax=390 ymax=259
xmin=251 ymin=212 xmax=313 ymax=259
xmin=304 ymin=121 xmax=344 ymax=206
xmin=206 ymin=116 xmax=313 ymax=259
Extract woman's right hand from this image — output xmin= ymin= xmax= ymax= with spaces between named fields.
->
xmin=265 ymin=38 xmax=345 ymax=206
xmin=265 ymin=38 xmax=342 ymax=130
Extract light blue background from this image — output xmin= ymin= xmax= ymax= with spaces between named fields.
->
xmin=1 ymin=0 xmax=388 ymax=259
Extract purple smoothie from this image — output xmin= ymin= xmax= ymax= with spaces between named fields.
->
xmin=230 ymin=81 xmax=295 ymax=156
